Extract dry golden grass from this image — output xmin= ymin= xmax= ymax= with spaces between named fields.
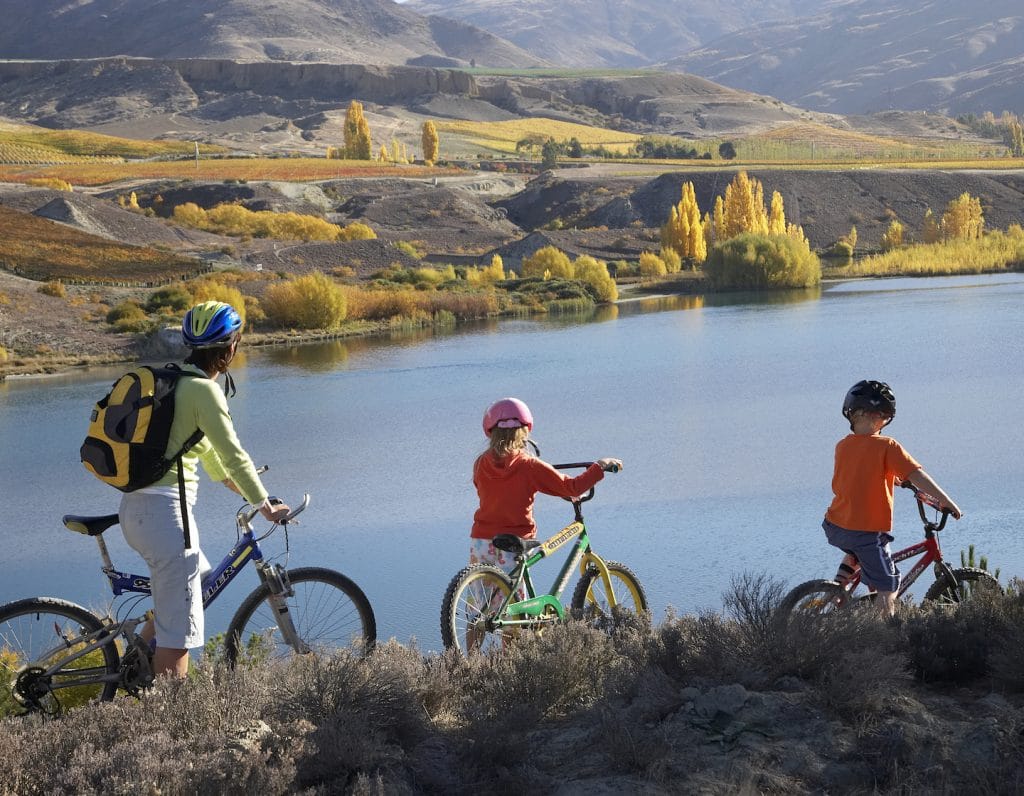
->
xmin=435 ymin=118 xmax=640 ymax=154
xmin=0 ymin=158 xmax=461 ymax=186
xmin=0 ymin=206 xmax=203 ymax=283
xmin=834 ymin=229 xmax=1024 ymax=277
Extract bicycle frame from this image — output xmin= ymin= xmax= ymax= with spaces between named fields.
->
xmin=30 ymin=496 xmax=310 ymax=696
xmin=489 ymin=476 xmax=622 ymax=630
xmin=841 ymin=483 xmax=954 ymax=598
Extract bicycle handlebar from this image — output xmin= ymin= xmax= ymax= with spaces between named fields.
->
xmin=897 ymin=479 xmax=950 ymax=530
xmin=237 ymin=492 xmax=311 ymax=527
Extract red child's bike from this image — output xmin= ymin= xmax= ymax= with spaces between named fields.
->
xmin=779 ymin=481 xmax=999 ymax=615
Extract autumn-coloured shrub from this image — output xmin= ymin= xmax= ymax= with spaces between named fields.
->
xmin=171 ymin=203 xmax=376 ymax=243
xmin=189 ymin=280 xmax=247 ymax=327
xmin=146 ymin=284 xmax=193 ymax=314
xmin=638 ymin=251 xmax=667 ymax=278
xmin=704 ymin=232 xmax=821 ymax=290
xmin=522 ymin=246 xmax=573 ymax=279
xmin=37 ymin=280 xmax=66 ymax=298
xmin=263 ymin=272 xmax=347 ymax=329
xmin=25 ymin=177 xmax=72 ymax=191
xmin=573 ymin=255 xmax=617 ymax=302
xmin=105 ymin=300 xmax=151 ymax=333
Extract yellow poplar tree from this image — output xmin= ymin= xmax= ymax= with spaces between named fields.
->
xmin=768 ymin=191 xmax=786 ymax=236
xmin=482 ymin=254 xmax=506 ymax=282
xmin=941 ymin=192 xmax=984 ymax=240
xmin=721 ymin=171 xmax=769 ymax=240
xmin=421 ymin=121 xmax=439 ymax=164
xmin=660 ymin=181 xmax=706 ymax=263
xmin=344 ymin=100 xmax=372 ymax=160
xmin=711 ymin=196 xmax=725 ymax=246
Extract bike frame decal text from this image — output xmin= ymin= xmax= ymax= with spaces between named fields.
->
xmin=541 ymin=522 xmax=584 ymax=555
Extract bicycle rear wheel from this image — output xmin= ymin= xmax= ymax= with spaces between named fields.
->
xmin=924 ymin=567 xmax=1000 ymax=605
xmin=777 ymin=580 xmax=849 ymax=617
xmin=440 ymin=564 xmax=514 ymax=655
xmin=224 ymin=567 xmax=376 ymax=666
xmin=0 ymin=598 xmax=119 ymax=716
xmin=570 ymin=561 xmax=647 ymax=620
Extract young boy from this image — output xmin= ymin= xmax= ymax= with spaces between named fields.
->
xmin=823 ymin=380 xmax=961 ymax=616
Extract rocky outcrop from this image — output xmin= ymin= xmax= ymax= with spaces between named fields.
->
xmin=0 ymin=58 xmax=476 ymax=106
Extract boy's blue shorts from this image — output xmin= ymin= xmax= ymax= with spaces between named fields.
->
xmin=822 ymin=519 xmax=900 ymax=593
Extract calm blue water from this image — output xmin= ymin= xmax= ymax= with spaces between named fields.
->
xmin=2 ymin=273 xmax=1023 ymax=651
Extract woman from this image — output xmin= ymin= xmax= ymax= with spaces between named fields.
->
xmin=120 ymin=301 xmax=289 ymax=677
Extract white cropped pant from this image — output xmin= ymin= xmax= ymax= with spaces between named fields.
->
xmin=119 ymin=489 xmax=211 ymax=649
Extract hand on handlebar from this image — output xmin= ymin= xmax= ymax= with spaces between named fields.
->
xmin=941 ymin=499 xmax=963 ymax=521
xmin=597 ymin=458 xmax=623 ymax=473
xmin=260 ymin=497 xmax=292 ymax=523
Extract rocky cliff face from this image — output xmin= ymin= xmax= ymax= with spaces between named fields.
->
xmin=0 ymin=58 xmax=477 ymax=127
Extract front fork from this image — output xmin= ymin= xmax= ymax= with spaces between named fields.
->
xmin=577 ymin=552 xmax=619 ymax=607
xmin=256 ymin=562 xmax=309 ymax=654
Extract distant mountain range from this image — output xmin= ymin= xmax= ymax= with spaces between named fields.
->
xmin=0 ymin=0 xmax=1018 ymax=117
xmin=409 ymin=0 xmax=1024 ymax=115
xmin=666 ymin=0 xmax=1024 ymax=115
xmin=406 ymin=0 xmax=820 ymax=68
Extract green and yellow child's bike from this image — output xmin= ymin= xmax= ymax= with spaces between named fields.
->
xmin=440 ymin=461 xmax=647 ymax=655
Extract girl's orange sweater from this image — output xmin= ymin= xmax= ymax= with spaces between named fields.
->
xmin=471 ymin=451 xmax=604 ymax=539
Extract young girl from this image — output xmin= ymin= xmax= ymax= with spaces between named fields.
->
xmin=470 ymin=397 xmax=622 ymax=576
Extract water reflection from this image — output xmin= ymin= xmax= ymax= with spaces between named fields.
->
xmin=261 ymin=340 xmax=350 ymax=371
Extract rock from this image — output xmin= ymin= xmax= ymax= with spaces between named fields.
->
xmin=142 ymin=326 xmax=189 ymax=360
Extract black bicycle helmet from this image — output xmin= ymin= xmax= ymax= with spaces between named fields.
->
xmin=842 ymin=380 xmax=896 ymax=427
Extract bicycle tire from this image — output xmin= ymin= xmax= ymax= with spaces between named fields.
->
xmin=440 ymin=564 xmax=514 ymax=655
xmin=923 ymin=567 xmax=1000 ymax=605
xmin=569 ymin=561 xmax=648 ymax=620
xmin=224 ymin=567 xmax=376 ymax=666
xmin=0 ymin=597 xmax=119 ymax=715
xmin=776 ymin=580 xmax=850 ymax=617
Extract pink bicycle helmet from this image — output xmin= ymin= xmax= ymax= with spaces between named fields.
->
xmin=482 ymin=397 xmax=534 ymax=435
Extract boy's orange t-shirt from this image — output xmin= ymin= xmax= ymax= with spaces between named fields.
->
xmin=471 ymin=451 xmax=604 ymax=540
xmin=825 ymin=434 xmax=921 ymax=533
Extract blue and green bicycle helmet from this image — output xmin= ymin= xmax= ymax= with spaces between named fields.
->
xmin=182 ymin=301 xmax=242 ymax=348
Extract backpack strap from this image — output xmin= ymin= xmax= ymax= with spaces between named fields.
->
xmin=173 ymin=429 xmax=205 ymax=549
xmin=165 ymin=363 xmax=206 ymax=550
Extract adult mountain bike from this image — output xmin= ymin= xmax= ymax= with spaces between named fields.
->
xmin=0 ymin=481 xmax=375 ymax=716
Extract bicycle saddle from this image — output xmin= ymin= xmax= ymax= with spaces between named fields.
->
xmin=63 ymin=513 xmax=119 ymax=536
xmin=491 ymin=534 xmax=542 ymax=554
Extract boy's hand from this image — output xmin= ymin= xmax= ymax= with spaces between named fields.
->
xmin=597 ymin=458 xmax=623 ymax=473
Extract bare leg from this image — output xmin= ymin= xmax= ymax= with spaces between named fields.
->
xmin=877 ymin=591 xmax=897 ymax=617
xmin=153 ymin=647 xmax=189 ymax=678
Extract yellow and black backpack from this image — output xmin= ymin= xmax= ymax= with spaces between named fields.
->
xmin=81 ymin=365 xmax=204 ymax=491
xmin=81 ymin=365 xmax=205 ymax=546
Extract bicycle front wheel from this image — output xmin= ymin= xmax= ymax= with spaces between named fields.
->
xmin=777 ymin=580 xmax=849 ymax=617
xmin=570 ymin=561 xmax=648 ymax=620
xmin=440 ymin=564 xmax=514 ymax=655
xmin=225 ymin=567 xmax=376 ymax=666
xmin=924 ymin=567 xmax=1000 ymax=606
xmin=0 ymin=597 xmax=119 ymax=716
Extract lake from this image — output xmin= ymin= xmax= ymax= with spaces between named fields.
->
xmin=2 ymin=272 xmax=1023 ymax=651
